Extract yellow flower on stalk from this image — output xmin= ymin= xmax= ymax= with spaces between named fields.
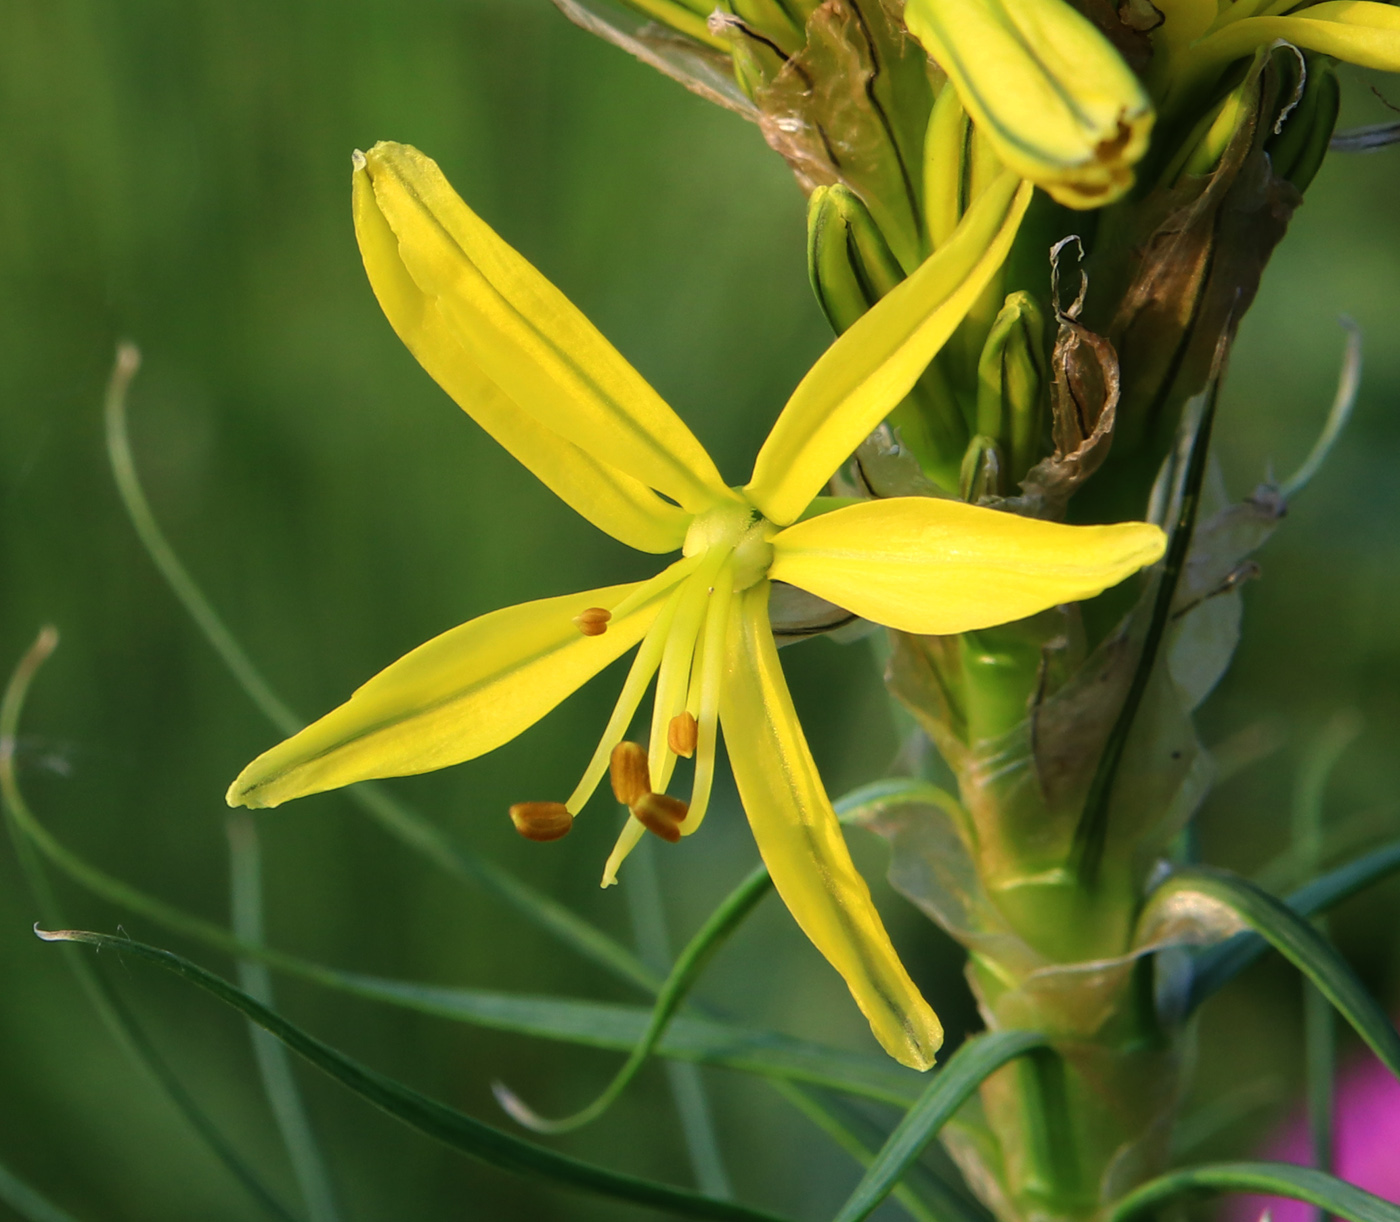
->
xmin=226 ymin=143 xmax=1166 ymax=1069
xmin=904 ymin=0 xmax=1155 ymax=208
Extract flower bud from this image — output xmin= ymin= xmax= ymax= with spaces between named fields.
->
xmin=1265 ymin=56 xmax=1339 ymax=192
xmin=709 ymin=11 xmax=790 ymax=97
xmin=807 ymin=184 xmax=905 ymax=335
xmin=976 ymin=291 xmax=1048 ymax=485
xmin=904 ymin=0 xmax=1154 ymax=208
xmin=725 ymin=0 xmax=806 ymax=54
xmin=923 ymin=84 xmax=1004 ymax=250
xmin=959 ymin=433 xmax=1005 ymax=501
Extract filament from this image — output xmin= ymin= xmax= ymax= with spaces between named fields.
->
xmin=682 ymin=565 xmax=735 ymax=835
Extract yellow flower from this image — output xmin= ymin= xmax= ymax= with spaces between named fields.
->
xmin=226 ymin=143 xmax=1166 ymax=1069
xmin=904 ymin=0 xmax=1154 ymax=208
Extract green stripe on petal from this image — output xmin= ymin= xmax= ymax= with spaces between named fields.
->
xmin=359 ymin=143 xmax=732 ymax=516
xmin=745 ymin=175 xmax=1032 ymax=528
xmin=354 ymin=166 xmax=690 ymax=554
xmin=769 ymin=498 xmax=1166 ymax=635
xmin=228 ymin=578 xmax=678 ymax=810
xmin=720 ymin=584 xmax=944 ymax=1070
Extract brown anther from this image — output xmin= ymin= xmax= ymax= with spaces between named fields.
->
xmin=509 ymin=801 xmax=573 ymax=842
xmin=573 ymin=607 xmax=612 ymax=637
xmin=1094 ymin=116 xmax=1133 ymax=162
xmin=632 ymin=792 xmax=689 ymax=844
xmin=667 ymin=711 xmax=698 ymax=758
xmin=609 ymin=741 xmax=651 ymax=806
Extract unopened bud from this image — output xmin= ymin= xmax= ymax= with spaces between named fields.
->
xmin=727 ymin=0 xmax=805 ymax=55
xmin=1265 ymin=56 xmax=1339 ymax=192
xmin=923 ymin=85 xmax=1003 ymax=251
xmin=573 ymin=607 xmax=612 ymax=637
xmin=959 ymin=434 xmax=1005 ymax=502
xmin=709 ymin=12 xmax=789 ymax=98
xmin=633 ymin=792 xmax=689 ymax=843
xmin=668 ymin=711 xmax=699 ymax=758
xmin=807 ymin=184 xmax=906 ymax=335
xmin=976 ymin=291 xmax=1048 ymax=485
xmin=609 ymin=741 xmax=651 ymax=806
xmin=509 ymin=802 xmax=573 ymax=842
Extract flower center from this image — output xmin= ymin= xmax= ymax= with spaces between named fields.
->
xmin=683 ymin=497 xmax=776 ymax=591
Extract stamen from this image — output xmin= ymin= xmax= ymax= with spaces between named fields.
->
xmin=602 ymin=817 xmax=646 ymax=887
xmin=572 ymin=607 xmax=612 ymax=637
xmin=668 ymin=712 xmax=698 ymax=758
xmin=509 ymin=802 xmax=573 ymax=842
xmin=609 ymin=741 xmax=651 ymax=806
xmin=565 ymin=581 xmax=687 ymax=814
xmin=632 ymin=792 xmax=689 ymax=843
xmin=682 ymin=564 xmax=735 ymax=835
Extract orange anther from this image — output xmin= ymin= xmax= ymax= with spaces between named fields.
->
xmin=509 ymin=801 xmax=573 ymax=842
xmin=632 ymin=792 xmax=689 ymax=843
xmin=668 ymin=711 xmax=698 ymax=758
xmin=573 ymin=607 xmax=612 ymax=637
xmin=609 ymin=741 xmax=651 ymax=806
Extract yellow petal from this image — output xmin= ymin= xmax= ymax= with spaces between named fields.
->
xmin=904 ymin=0 xmax=1154 ymax=208
xmin=1191 ymin=1 xmax=1400 ymax=74
xmin=746 ymin=175 xmax=1032 ymax=528
xmin=227 ymin=577 xmax=678 ymax=809
xmin=354 ymin=164 xmax=689 ymax=554
xmin=721 ymin=585 xmax=944 ymax=1070
xmin=769 ymin=497 xmax=1166 ymax=634
xmin=358 ymin=142 xmax=731 ymax=516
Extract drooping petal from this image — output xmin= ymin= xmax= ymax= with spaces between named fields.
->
xmin=721 ymin=585 xmax=944 ymax=1070
xmin=745 ymin=175 xmax=1032 ymax=528
xmin=1191 ymin=1 xmax=1400 ymax=75
xmin=227 ymin=576 xmax=680 ymax=809
xmin=354 ymin=165 xmax=689 ymax=554
xmin=904 ymin=0 xmax=1154 ymax=208
xmin=357 ymin=143 xmax=732 ymax=516
xmin=768 ymin=497 xmax=1166 ymax=635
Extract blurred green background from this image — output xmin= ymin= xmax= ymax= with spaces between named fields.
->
xmin=2 ymin=1 xmax=1400 ymax=1217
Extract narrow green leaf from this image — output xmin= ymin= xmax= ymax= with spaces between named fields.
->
xmin=1146 ymin=868 xmax=1400 ymax=1077
xmin=1 ymin=631 xmax=300 ymax=1222
xmin=1108 ymin=1162 xmax=1400 ymax=1222
xmin=1189 ymin=837 xmax=1400 ymax=1008
xmin=496 ymin=862 xmax=773 ymax=1133
xmin=228 ymin=814 xmax=342 ymax=1222
xmin=38 ymin=928 xmax=791 ymax=1222
xmin=103 ymin=345 xmax=659 ymax=996
xmin=772 ymin=1081 xmax=991 ymax=1222
xmin=0 ymin=1157 xmax=81 ymax=1222
xmin=832 ymin=1031 xmax=1049 ymax=1222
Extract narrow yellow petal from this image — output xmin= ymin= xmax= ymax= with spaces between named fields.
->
xmin=354 ymin=163 xmax=689 ymax=554
xmin=227 ymin=578 xmax=677 ymax=810
xmin=1191 ymin=1 xmax=1400 ymax=74
xmin=746 ymin=176 xmax=1032 ymax=527
xmin=721 ymin=586 xmax=944 ymax=1070
xmin=769 ymin=498 xmax=1166 ymax=635
xmin=359 ymin=143 xmax=731 ymax=515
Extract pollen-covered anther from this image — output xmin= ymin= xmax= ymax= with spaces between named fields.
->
xmin=668 ymin=711 xmax=698 ymax=758
xmin=632 ymin=792 xmax=689 ymax=843
xmin=572 ymin=607 xmax=612 ymax=637
xmin=609 ymin=741 xmax=651 ymax=806
xmin=509 ymin=801 xmax=573 ymax=842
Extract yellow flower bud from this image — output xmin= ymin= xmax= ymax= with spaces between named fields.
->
xmin=904 ymin=0 xmax=1155 ymax=208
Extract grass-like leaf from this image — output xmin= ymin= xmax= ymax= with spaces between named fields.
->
xmin=1188 ymin=836 xmax=1400 ymax=1010
xmin=1108 ymin=1162 xmax=1400 ymax=1222
xmin=0 ymin=1156 xmax=81 ymax=1222
xmin=37 ymin=927 xmax=792 ymax=1222
xmin=494 ymin=863 xmax=773 ymax=1133
xmin=103 ymin=344 xmax=659 ymax=996
xmin=1145 ymin=867 xmax=1400 ymax=1077
xmin=832 ymin=1031 xmax=1049 ymax=1222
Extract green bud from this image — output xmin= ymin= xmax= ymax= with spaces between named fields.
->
xmin=975 ymin=291 xmax=1048 ymax=485
xmin=710 ymin=11 xmax=790 ymax=97
xmin=959 ymin=434 xmax=1005 ymax=501
xmin=806 ymin=184 xmax=905 ymax=334
xmin=725 ymin=0 xmax=806 ymax=54
xmin=1265 ymin=57 xmax=1339 ymax=192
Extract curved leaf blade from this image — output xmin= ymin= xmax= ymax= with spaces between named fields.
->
xmin=1188 ymin=837 xmax=1400 ymax=1010
xmin=832 ymin=1031 xmax=1049 ymax=1222
xmin=1146 ymin=868 xmax=1400 ymax=1077
xmin=0 ymin=1157 xmax=81 ymax=1222
xmin=1108 ymin=1162 xmax=1400 ymax=1222
xmin=38 ymin=928 xmax=792 ymax=1222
